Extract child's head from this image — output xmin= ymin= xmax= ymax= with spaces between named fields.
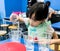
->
xmin=29 ymin=1 xmax=50 ymax=21
xmin=28 ymin=1 xmax=50 ymax=26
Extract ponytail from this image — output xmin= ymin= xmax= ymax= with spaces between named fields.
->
xmin=43 ymin=1 xmax=51 ymax=18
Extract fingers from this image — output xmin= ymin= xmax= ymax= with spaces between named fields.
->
xmin=10 ymin=13 xmax=18 ymax=22
xmin=28 ymin=36 xmax=33 ymax=40
xmin=34 ymin=40 xmax=38 ymax=43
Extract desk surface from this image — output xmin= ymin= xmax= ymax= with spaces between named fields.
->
xmin=0 ymin=38 xmax=53 ymax=51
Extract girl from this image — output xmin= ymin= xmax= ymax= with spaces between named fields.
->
xmin=10 ymin=2 xmax=58 ymax=43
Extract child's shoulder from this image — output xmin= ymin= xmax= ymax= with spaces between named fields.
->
xmin=40 ymin=21 xmax=51 ymax=26
xmin=39 ymin=21 xmax=51 ymax=28
xmin=45 ymin=21 xmax=51 ymax=25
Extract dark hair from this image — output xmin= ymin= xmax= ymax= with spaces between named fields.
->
xmin=29 ymin=1 xmax=50 ymax=21
xmin=45 ymin=1 xmax=51 ymax=6
xmin=31 ymin=0 xmax=37 ymax=6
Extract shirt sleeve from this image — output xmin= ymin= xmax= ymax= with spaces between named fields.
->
xmin=23 ymin=18 xmax=29 ymax=28
xmin=46 ymin=25 xmax=54 ymax=38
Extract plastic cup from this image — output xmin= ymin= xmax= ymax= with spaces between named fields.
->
xmin=9 ymin=30 xmax=21 ymax=42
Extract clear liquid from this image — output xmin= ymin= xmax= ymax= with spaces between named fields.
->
xmin=25 ymin=39 xmax=34 ymax=51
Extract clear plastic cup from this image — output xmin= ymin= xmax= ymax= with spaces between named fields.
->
xmin=25 ymin=39 xmax=34 ymax=51
xmin=38 ymin=32 xmax=51 ymax=51
xmin=23 ymin=32 xmax=34 ymax=51
xmin=9 ymin=30 xmax=21 ymax=42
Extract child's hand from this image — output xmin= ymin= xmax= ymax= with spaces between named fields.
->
xmin=28 ymin=36 xmax=33 ymax=40
xmin=28 ymin=36 xmax=38 ymax=43
xmin=10 ymin=13 xmax=18 ymax=22
xmin=34 ymin=40 xmax=38 ymax=43
xmin=49 ymin=39 xmax=58 ymax=45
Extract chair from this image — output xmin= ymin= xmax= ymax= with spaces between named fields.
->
xmin=50 ymin=43 xmax=60 ymax=51
xmin=50 ymin=14 xmax=60 ymax=24
xmin=51 ymin=21 xmax=60 ymax=51
xmin=50 ymin=32 xmax=59 ymax=51
xmin=0 ymin=24 xmax=9 ymax=33
xmin=52 ymin=32 xmax=59 ymax=51
xmin=0 ymin=30 xmax=7 ymax=40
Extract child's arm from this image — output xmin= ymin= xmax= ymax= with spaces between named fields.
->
xmin=38 ymin=39 xmax=60 ymax=44
xmin=48 ymin=11 xmax=56 ymax=19
xmin=52 ymin=31 xmax=58 ymax=39
xmin=10 ymin=13 xmax=29 ymax=22
xmin=50 ymin=39 xmax=60 ymax=44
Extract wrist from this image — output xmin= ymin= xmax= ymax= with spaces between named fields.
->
xmin=17 ymin=16 xmax=20 ymax=21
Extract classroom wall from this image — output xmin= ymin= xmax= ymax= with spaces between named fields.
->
xmin=45 ymin=0 xmax=60 ymax=10
xmin=4 ymin=0 xmax=27 ymax=17
xmin=0 ymin=0 xmax=5 ymax=19
xmin=0 ymin=0 xmax=60 ymax=18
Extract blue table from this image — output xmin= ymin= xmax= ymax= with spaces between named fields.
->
xmin=0 ymin=38 xmax=53 ymax=51
xmin=52 ymin=22 xmax=60 ymax=29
